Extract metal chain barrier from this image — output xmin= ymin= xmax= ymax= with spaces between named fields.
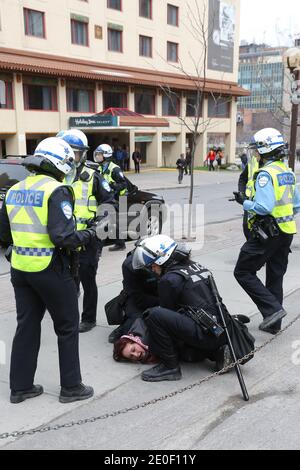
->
xmin=1 ymin=312 xmax=300 ymax=441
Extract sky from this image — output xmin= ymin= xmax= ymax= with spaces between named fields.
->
xmin=240 ymin=0 xmax=300 ymax=47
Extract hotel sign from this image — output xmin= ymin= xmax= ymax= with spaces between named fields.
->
xmin=69 ymin=116 xmax=119 ymax=128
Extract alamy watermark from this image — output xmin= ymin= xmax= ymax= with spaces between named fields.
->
xmin=94 ymin=198 xmax=205 ymax=246
xmin=291 ymin=341 xmax=300 ymax=366
xmin=0 ymin=340 xmax=6 ymax=366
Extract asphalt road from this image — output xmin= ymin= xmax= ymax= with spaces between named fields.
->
xmin=1 ymin=171 xmax=300 ymax=450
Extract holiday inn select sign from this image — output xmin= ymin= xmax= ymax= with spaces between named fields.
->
xmin=69 ymin=116 xmax=119 ymax=128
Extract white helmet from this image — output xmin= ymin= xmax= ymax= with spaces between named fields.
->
xmin=249 ymin=128 xmax=286 ymax=156
xmin=94 ymin=144 xmax=113 ymax=163
xmin=34 ymin=137 xmax=76 ymax=182
xmin=57 ymin=129 xmax=89 ymax=167
xmin=132 ymin=235 xmax=178 ymax=270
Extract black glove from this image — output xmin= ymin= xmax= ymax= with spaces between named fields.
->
xmin=233 ymin=191 xmax=246 ymax=205
xmin=88 ymin=216 xmax=110 ymax=241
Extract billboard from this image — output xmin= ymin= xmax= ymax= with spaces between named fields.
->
xmin=208 ymin=0 xmax=236 ymax=73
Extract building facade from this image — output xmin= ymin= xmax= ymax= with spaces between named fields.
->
xmin=237 ymin=43 xmax=297 ymax=147
xmin=0 ymin=0 xmax=247 ymax=166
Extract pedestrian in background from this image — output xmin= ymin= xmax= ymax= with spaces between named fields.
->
xmin=122 ymin=145 xmax=130 ymax=172
xmin=206 ymin=148 xmax=216 ymax=171
xmin=185 ymin=150 xmax=192 ymax=175
xmin=132 ymin=149 xmax=142 ymax=174
xmin=176 ymin=154 xmax=186 ymax=184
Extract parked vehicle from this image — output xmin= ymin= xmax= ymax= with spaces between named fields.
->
xmin=0 ymin=157 xmax=165 ymax=239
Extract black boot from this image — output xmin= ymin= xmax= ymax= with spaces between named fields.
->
xmin=142 ymin=363 xmax=182 ymax=382
xmin=260 ymin=309 xmax=286 ymax=330
xmin=109 ymin=244 xmax=126 ymax=252
xmin=79 ymin=321 xmax=96 ymax=333
xmin=59 ymin=383 xmax=94 ymax=404
xmin=214 ymin=345 xmax=232 ymax=374
xmin=108 ymin=325 xmax=124 ymax=344
xmin=10 ymin=385 xmax=44 ymax=404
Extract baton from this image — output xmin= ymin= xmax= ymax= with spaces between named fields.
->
xmin=208 ymin=275 xmax=250 ymax=402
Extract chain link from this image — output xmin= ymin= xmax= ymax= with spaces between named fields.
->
xmin=1 ymin=312 xmax=300 ymax=441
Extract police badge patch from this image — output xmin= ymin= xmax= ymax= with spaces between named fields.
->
xmin=258 ymin=174 xmax=270 ymax=188
xmin=61 ymin=201 xmax=73 ymax=219
xmin=102 ymin=180 xmax=112 ymax=192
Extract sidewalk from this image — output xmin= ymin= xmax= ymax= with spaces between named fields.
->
xmin=1 ymin=168 xmax=300 ymax=449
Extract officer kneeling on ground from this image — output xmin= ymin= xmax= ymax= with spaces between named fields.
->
xmin=130 ymin=235 xmax=234 ymax=382
xmin=234 ymin=128 xmax=300 ymax=335
xmin=0 ymin=138 xmax=99 ymax=404
xmin=108 ymin=250 xmax=159 ymax=344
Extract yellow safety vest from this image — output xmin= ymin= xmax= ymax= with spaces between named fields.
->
xmin=99 ymin=162 xmax=127 ymax=196
xmin=245 ymin=156 xmax=260 ymax=199
xmin=72 ymin=167 xmax=98 ymax=230
xmin=253 ymin=161 xmax=297 ymax=235
xmin=6 ymin=174 xmax=71 ymax=272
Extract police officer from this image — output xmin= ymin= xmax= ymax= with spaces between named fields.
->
xmin=131 ymin=235 xmax=231 ymax=382
xmin=108 ymin=251 xmax=159 ymax=344
xmin=234 ymin=128 xmax=300 ymax=334
xmin=0 ymin=138 xmax=97 ymax=404
xmin=235 ymin=152 xmax=262 ymax=239
xmin=94 ymin=144 xmax=128 ymax=252
xmin=58 ymin=130 xmax=115 ymax=333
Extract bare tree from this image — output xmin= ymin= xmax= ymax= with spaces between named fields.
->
xmin=160 ymin=0 xmax=232 ymax=239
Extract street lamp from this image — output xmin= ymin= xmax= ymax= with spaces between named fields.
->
xmin=284 ymin=47 xmax=300 ymax=171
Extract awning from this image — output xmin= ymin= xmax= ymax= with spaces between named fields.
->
xmin=0 ymin=48 xmax=250 ymax=97
xmin=97 ymin=107 xmax=169 ymax=127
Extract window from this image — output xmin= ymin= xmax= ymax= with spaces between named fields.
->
xmin=162 ymin=93 xmax=180 ymax=116
xmin=107 ymin=0 xmax=122 ymax=10
xmin=0 ymin=79 xmax=13 ymax=109
xmin=71 ymin=19 xmax=88 ymax=46
xmin=208 ymin=96 xmax=230 ymax=118
xmin=135 ymin=88 xmax=155 ymax=115
xmin=23 ymin=82 xmax=57 ymax=111
xmin=67 ymin=82 xmax=95 ymax=113
xmin=103 ymin=89 xmax=127 ymax=108
xmin=24 ymin=8 xmax=45 ymax=38
xmin=186 ymin=92 xmax=202 ymax=117
xmin=108 ymin=28 xmax=122 ymax=52
xmin=139 ymin=0 xmax=152 ymax=19
xmin=167 ymin=4 xmax=179 ymax=26
xmin=167 ymin=41 xmax=178 ymax=62
xmin=139 ymin=35 xmax=152 ymax=58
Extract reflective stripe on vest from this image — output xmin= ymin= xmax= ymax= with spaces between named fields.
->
xmin=253 ymin=161 xmax=297 ymax=235
xmin=6 ymin=175 xmax=65 ymax=272
xmin=99 ymin=162 xmax=127 ymax=196
xmin=72 ymin=167 xmax=97 ymax=230
xmin=245 ymin=156 xmax=259 ymax=199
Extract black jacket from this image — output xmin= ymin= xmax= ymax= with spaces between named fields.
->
xmin=122 ymin=253 xmax=159 ymax=312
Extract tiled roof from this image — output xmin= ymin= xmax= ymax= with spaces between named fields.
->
xmin=0 ymin=48 xmax=250 ymax=97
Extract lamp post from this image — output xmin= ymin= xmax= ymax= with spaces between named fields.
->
xmin=284 ymin=47 xmax=300 ymax=171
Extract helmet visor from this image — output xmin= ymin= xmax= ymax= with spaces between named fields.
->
xmin=132 ymin=245 xmax=156 ymax=270
xmin=94 ymin=151 xmax=104 ymax=164
xmin=64 ymin=165 xmax=77 ymax=185
xmin=74 ymin=149 xmax=87 ymax=167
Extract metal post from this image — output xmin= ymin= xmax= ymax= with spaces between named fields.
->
xmin=289 ymin=69 xmax=300 ymax=171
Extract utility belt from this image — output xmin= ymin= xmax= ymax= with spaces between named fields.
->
xmin=179 ymin=306 xmax=224 ymax=338
xmin=249 ymin=215 xmax=280 ymax=243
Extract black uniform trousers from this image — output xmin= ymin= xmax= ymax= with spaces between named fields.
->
xmin=79 ymin=240 xmax=102 ymax=324
xmin=234 ymin=232 xmax=293 ymax=325
xmin=10 ymin=254 xmax=81 ymax=391
xmin=144 ymin=307 xmax=226 ymax=368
